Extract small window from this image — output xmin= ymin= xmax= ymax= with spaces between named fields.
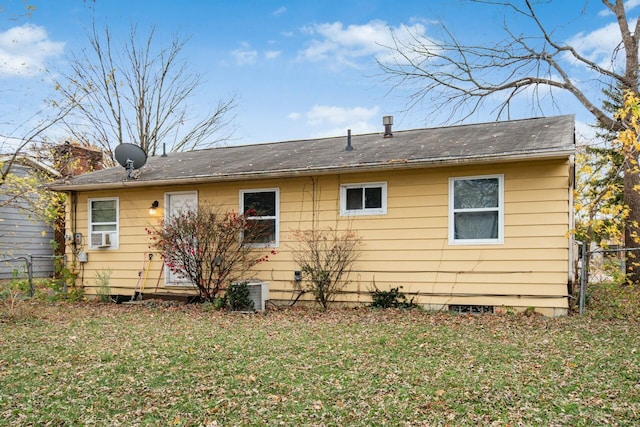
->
xmin=88 ymin=198 xmax=119 ymax=249
xmin=340 ymin=182 xmax=387 ymax=216
xmin=240 ymin=189 xmax=279 ymax=246
xmin=449 ymin=175 xmax=503 ymax=245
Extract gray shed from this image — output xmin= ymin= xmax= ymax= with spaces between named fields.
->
xmin=0 ymin=156 xmax=60 ymax=280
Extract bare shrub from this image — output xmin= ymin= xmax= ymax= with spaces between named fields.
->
xmin=291 ymin=228 xmax=361 ymax=310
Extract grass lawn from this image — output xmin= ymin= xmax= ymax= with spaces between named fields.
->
xmin=0 ymin=302 xmax=639 ymax=426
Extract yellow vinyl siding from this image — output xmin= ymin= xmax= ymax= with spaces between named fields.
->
xmin=66 ymin=158 xmax=571 ymax=315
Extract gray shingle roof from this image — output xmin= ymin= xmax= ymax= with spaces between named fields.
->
xmin=49 ymin=115 xmax=575 ymax=191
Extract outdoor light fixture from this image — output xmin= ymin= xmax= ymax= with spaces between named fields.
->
xmin=149 ymin=200 xmax=159 ymax=215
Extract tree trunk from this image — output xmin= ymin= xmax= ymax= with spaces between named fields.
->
xmin=624 ymin=167 xmax=640 ymax=284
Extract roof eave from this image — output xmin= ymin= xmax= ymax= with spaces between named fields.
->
xmin=48 ymin=148 xmax=574 ymax=192
xmin=1 ymin=155 xmax=61 ymax=178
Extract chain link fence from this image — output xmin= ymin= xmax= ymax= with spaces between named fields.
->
xmin=578 ymin=242 xmax=640 ymax=314
xmin=0 ymin=255 xmax=66 ymax=296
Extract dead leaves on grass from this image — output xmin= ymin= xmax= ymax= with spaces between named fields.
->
xmin=1 ymin=304 xmax=639 ymax=425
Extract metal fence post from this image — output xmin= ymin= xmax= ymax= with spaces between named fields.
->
xmin=62 ymin=254 xmax=68 ymax=294
xmin=27 ymin=254 xmax=34 ymax=297
xmin=579 ymin=242 xmax=587 ymax=315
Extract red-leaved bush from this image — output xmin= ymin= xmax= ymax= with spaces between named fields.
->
xmin=147 ymin=205 xmax=273 ymax=302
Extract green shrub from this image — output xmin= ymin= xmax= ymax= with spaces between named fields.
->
xmin=227 ymin=282 xmax=254 ymax=311
xmin=213 ymin=296 xmax=228 ymax=310
xmin=6 ymin=270 xmax=31 ymax=294
xmin=201 ymin=296 xmax=228 ymax=312
xmin=31 ymin=278 xmax=84 ymax=303
xmin=370 ymin=285 xmax=417 ymax=309
xmin=66 ymin=286 xmax=85 ymax=303
xmin=95 ymin=269 xmax=113 ymax=303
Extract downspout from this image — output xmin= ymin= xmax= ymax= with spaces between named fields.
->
xmin=69 ymin=190 xmax=80 ymax=291
xmin=70 ymin=191 xmax=77 ymax=259
xmin=568 ymin=154 xmax=576 ymax=308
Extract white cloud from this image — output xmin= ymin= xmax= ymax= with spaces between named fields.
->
xmin=310 ymin=121 xmax=380 ymax=139
xmin=0 ymin=24 xmax=64 ymax=77
xmin=566 ymin=20 xmax=628 ymax=71
xmin=575 ymin=119 xmax=597 ymax=144
xmin=298 ymin=20 xmax=427 ymax=68
xmin=599 ymin=0 xmax=640 ymax=16
xmin=306 ymin=104 xmax=380 ymax=126
xmin=231 ymin=42 xmax=258 ymax=65
xmin=272 ymin=6 xmax=286 ymax=17
xmin=265 ymin=50 xmax=281 ymax=59
xmin=231 ymin=43 xmax=281 ymax=64
xmin=286 ymin=105 xmax=382 ymax=138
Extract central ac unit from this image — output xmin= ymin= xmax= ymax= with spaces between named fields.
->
xmin=91 ymin=232 xmax=111 ymax=248
xmin=245 ymin=281 xmax=269 ymax=311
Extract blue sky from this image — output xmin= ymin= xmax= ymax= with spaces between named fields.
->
xmin=0 ymin=0 xmax=634 ymax=150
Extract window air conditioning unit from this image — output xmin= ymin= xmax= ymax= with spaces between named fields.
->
xmin=91 ymin=232 xmax=111 ymax=248
xmin=245 ymin=281 xmax=269 ymax=311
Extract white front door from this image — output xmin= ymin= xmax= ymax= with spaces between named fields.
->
xmin=164 ymin=191 xmax=198 ymax=286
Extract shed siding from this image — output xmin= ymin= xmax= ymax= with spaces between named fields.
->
xmin=0 ymin=164 xmax=55 ymax=279
xmin=65 ymin=158 xmax=571 ymax=314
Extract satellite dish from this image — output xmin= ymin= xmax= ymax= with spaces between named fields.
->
xmin=115 ymin=143 xmax=147 ymax=179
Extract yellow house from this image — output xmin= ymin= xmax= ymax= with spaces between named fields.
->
xmin=49 ymin=115 xmax=576 ymax=316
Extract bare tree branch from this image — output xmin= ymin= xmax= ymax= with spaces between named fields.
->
xmin=1 ymin=102 xmax=73 ymax=185
xmin=380 ymin=0 xmax=640 ymax=280
xmin=379 ymin=0 xmax=636 ymax=132
xmin=51 ymin=23 xmax=236 ymax=160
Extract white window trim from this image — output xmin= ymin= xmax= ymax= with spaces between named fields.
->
xmin=340 ymin=182 xmax=387 ymax=216
xmin=448 ymin=174 xmax=504 ymax=245
xmin=88 ymin=197 xmax=119 ymax=250
xmin=239 ymin=188 xmax=279 ymax=247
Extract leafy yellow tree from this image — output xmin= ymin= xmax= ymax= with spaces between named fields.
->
xmin=616 ymin=92 xmax=640 ymax=176
xmin=613 ymin=91 xmax=640 ymax=278
xmin=0 ymin=157 xmax=65 ymax=229
xmin=574 ymin=86 xmax=627 ymax=249
xmin=574 ymin=146 xmax=626 ymax=247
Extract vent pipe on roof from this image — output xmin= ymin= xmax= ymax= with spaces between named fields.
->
xmin=383 ymin=115 xmax=393 ymax=138
xmin=345 ymin=129 xmax=353 ymax=151
xmin=161 ymin=143 xmax=167 ymax=157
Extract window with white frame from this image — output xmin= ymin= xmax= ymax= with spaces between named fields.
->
xmin=340 ymin=182 xmax=387 ymax=216
xmin=240 ymin=189 xmax=279 ymax=246
xmin=449 ymin=175 xmax=503 ymax=244
xmin=88 ymin=198 xmax=119 ymax=249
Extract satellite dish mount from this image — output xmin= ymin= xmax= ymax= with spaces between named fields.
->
xmin=115 ymin=143 xmax=147 ymax=180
